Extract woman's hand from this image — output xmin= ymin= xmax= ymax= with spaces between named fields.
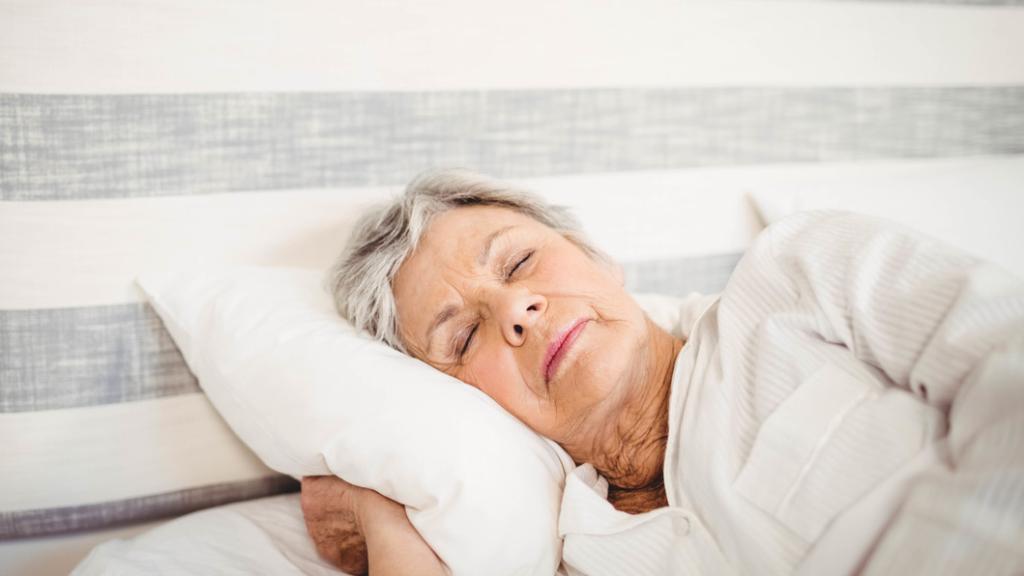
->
xmin=300 ymin=476 xmax=447 ymax=576
xmin=300 ymin=475 xmax=371 ymax=574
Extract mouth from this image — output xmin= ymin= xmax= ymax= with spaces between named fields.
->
xmin=544 ymin=318 xmax=590 ymax=384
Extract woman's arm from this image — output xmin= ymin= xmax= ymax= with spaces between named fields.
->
xmin=300 ymin=476 xmax=447 ymax=576
xmin=358 ymin=489 xmax=448 ymax=575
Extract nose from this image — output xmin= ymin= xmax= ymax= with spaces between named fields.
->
xmin=495 ymin=288 xmax=546 ymax=346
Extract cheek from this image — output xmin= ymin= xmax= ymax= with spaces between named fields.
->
xmin=459 ymin=350 xmax=523 ymax=408
xmin=538 ymin=247 xmax=628 ymax=311
xmin=542 ymin=251 xmax=604 ymax=287
xmin=576 ymin=326 xmax=638 ymax=390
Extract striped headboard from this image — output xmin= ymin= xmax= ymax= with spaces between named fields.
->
xmin=2 ymin=0 xmax=1023 ymax=539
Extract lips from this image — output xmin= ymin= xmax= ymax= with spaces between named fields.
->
xmin=544 ymin=318 xmax=589 ymax=384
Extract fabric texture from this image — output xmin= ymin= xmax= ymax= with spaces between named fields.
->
xmin=559 ymin=211 xmax=1024 ymax=576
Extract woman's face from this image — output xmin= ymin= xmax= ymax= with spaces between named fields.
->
xmin=392 ymin=205 xmax=652 ymax=444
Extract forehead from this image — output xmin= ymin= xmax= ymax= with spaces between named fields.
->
xmin=391 ymin=205 xmax=546 ymax=346
xmin=402 ymin=205 xmax=548 ymax=279
xmin=415 ymin=205 xmax=537 ymax=254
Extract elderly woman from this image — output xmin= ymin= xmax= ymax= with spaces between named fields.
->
xmin=301 ymin=170 xmax=1024 ymax=576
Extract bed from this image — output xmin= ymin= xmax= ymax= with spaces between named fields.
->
xmin=71 ymin=494 xmax=344 ymax=575
xmin=2 ymin=0 xmax=1023 ymax=574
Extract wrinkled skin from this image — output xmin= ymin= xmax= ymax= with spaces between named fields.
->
xmin=300 ymin=476 xmax=369 ymax=575
xmin=392 ymin=205 xmax=666 ymax=464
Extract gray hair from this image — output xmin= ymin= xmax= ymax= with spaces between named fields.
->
xmin=325 ymin=168 xmax=604 ymax=353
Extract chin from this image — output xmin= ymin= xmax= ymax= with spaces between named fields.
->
xmin=580 ymin=342 xmax=643 ymax=405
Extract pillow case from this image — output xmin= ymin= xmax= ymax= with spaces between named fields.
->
xmin=744 ymin=155 xmax=1024 ymax=278
xmin=137 ymin=265 xmax=579 ymax=575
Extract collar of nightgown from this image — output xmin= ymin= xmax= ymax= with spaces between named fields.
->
xmin=558 ymin=294 xmax=719 ymax=526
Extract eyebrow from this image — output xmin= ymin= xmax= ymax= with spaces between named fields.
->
xmin=424 ymin=225 xmax=519 ymax=354
xmin=477 ymin=225 xmax=517 ymax=266
xmin=425 ymin=304 xmax=459 ymax=355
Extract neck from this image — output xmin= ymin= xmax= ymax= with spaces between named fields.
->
xmin=569 ymin=318 xmax=683 ymax=493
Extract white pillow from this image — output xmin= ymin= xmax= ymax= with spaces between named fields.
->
xmin=136 ymin=266 xmax=697 ymax=575
xmin=744 ymin=155 xmax=1024 ymax=278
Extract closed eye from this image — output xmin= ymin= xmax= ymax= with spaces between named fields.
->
xmin=506 ymin=251 xmax=533 ymax=280
xmin=459 ymin=323 xmax=479 ymax=358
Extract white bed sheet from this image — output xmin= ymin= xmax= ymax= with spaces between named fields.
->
xmin=71 ymin=494 xmax=574 ymax=576
xmin=71 ymin=495 xmax=346 ymax=576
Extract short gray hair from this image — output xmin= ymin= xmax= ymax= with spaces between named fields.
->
xmin=325 ymin=168 xmax=603 ymax=353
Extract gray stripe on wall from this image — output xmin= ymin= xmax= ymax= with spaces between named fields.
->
xmin=623 ymin=252 xmax=743 ymax=297
xmin=0 ymin=255 xmax=741 ymax=412
xmin=0 ymin=475 xmax=299 ymax=539
xmin=3 ymin=87 xmax=1023 ymax=201
xmin=0 ymin=303 xmax=198 ymax=413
